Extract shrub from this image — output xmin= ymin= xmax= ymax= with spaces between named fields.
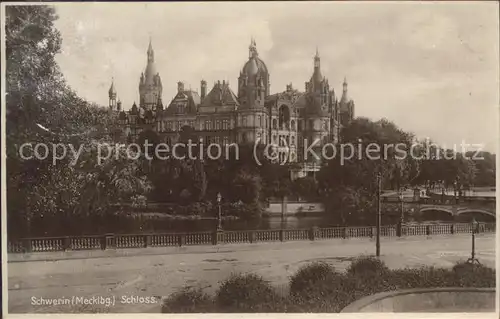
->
xmin=162 ymin=287 xmax=214 ymax=313
xmin=289 ymin=262 xmax=338 ymax=296
xmin=452 ymin=262 xmax=495 ymax=288
xmin=215 ymin=273 xmax=283 ymax=312
xmin=388 ymin=266 xmax=458 ymax=289
xmin=346 ymin=256 xmax=390 ymax=277
xmin=288 ymin=262 xmax=355 ymax=312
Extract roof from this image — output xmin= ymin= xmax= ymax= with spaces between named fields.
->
xmin=241 ymin=56 xmax=268 ymax=77
xmin=164 ymin=90 xmax=201 ymax=115
xmin=304 ymin=93 xmax=329 ymax=116
xmin=201 ymin=81 xmax=239 ymax=107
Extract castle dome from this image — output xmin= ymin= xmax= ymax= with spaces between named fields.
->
xmin=243 ymin=58 xmax=259 ymax=76
xmin=241 ymin=38 xmax=268 ymax=77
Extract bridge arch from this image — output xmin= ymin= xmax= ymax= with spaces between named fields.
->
xmin=419 ymin=207 xmax=454 ymax=222
xmin=456 ymin=209 xmax=496 ymax=222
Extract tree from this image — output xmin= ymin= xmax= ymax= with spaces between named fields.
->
xmin=317 ymin=118 xmax=419 ymax=225
xmin=6 ymin=5 xmax=152 ymax=237
xmin=291 ymin=176 xmax=319 ymax=200
xmin=231 ymin=170 xmax=262 ymax=204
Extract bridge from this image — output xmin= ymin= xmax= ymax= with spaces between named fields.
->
xmin=381 ymin=191 xmax=496 ymax=223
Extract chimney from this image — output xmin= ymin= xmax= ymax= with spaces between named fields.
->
xmin=177 ymin=81 xmax=184 ymax=92
xmin=200 ymin=80 xmax=207 ymax=100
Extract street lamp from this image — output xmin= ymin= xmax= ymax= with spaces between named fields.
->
xmin=398 ymin=189 xmax=404 ymax=224
xmin=376 ymin=173 xmax=382 ymax=257
xmin=216 ymin=192 xmax=222 ymax=231
xmin=466 ymin=218 xmax=480 ymax=265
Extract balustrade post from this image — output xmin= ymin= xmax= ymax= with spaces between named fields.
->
xmin=212 ymin=231 xmax=218 ymax=245
xmin=104 ymin=233 xmax=115 ymax=250
xmin=309 ymin=227 xmax=318 ymax=241
xmin=63 ymin=236 xmax=71 ymax=251
xmin=426 ymin=225 xmax=431 ymax=236
xmin=23 ymin=238 xmax=32 ymax=253
xmin=396 ymin=223 xmax=402 ymax=237
xmin=143 ymin=235 xmax=150 ymax=248
xmin=178 ymin=234 xmax=186 ymax=247
xmin=217 ymin=230 xmax=224 ymax=244
xmin=279 ymin=229 xmax=284 ymax=242
xmin=249 ymin=231 xmax=256 ymax=243
xmin=450 ymin=224 xmax=455 ymax=235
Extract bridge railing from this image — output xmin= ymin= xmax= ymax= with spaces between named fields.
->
xmin=7 ymin=222 xmax=496 ymax=253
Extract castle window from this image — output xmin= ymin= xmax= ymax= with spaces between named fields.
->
xmin=223 ymin=136 xmax=229 ymax=146
xmin=222 ymin=119 xmax=229 ymax=130
xmin=177 ymin=104 xmax=185 ymax=113
xmin=216 ymin=120 xmax=221 ymax=130
xmin=178 ymin=121 xmax=182 ymax=131
xmin=291 ymin=136 xmax=295 ymax=146
xmin=242 ymin=117 xmax=247 ymax=127
xmin=205 ymin=120 xmax=212 ymax=130
xmin=272 ymin=118 xmax=277 ymax=129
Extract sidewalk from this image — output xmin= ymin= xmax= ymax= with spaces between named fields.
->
xmin=8 ymin=233 xmax=491 ymax=263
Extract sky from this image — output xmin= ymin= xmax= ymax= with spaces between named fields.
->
xmin=53 ymin=2 xmax=499 ymax=152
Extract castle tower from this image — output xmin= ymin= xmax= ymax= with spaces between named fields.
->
xmin=108 ymin=78 xmax=117 ymax=110
xmin=200 ymin=79 xmax=207 ymax=101
xmin=238 ymin=38 xmax=270 ymax=109
xmin=139 ymin=37 xmax=163 ymax=112
xmin=236 ymin=38 xmax=270 ymax=144
xmin=339 ymin=77 xmax=355 ymax=126
xmin=303 ymin=48 xmax=331 ymax=156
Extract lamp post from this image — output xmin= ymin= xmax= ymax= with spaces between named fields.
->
xmin=453 ymin=181 xmax=458 ymax=203
xmin=466 ymin=218 xmax=480 ymax=265
xmin=398 ymin=189 xmax=404 ymax=224
xmin=216 ymin=192 xmax=222 ymax=231
xmin=376 ymin=172 xmax=382 ymax=257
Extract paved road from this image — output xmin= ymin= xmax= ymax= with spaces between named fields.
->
xmin=7 ymin=234 xmax=496 ymax=313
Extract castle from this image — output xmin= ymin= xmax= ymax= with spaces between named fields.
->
xmin=109 ymin=38 xmax=355 ymax=179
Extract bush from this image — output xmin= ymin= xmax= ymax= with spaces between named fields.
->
xmin=346 ymin=256 xmax=390 ymax=277
xmin=162 ymin=287 xmax=214 ymax=313
xmin=216 ymin=273 xmax=283 ymax=312
xmin=388 ymin=266 xmax=458 ymax=289
xmin=288 ymin=262 xmax=354 ymax=312
xmin=289 ymin=262 xmax=338 ymax=296
xmin=452 ymin=262 xmax=495 ymax=288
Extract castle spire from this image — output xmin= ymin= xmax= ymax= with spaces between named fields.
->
xmin=249 ymin=36 xmax=258 ymax=58
xmin=341 ymin=76 xmax=350 ymax=103
xmin=108 ymin=77 xmax=117 ymax=98
xmin=147 ymin=36 xmax=154 ymax=62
